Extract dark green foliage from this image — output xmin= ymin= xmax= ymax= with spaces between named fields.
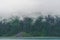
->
xmin=0 ymin=15 xmax=60 ymax=37
xmin=22 ymin=17 xmax=33 ymax=32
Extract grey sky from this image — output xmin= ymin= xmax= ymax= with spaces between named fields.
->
xmin=0 ymin=0 xmax=60 ymax=18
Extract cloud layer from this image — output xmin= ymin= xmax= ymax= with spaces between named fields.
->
xmin=0 ymin=0 xmax=60 ymax=18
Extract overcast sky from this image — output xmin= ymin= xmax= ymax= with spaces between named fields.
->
xmin=0 ymin=0 xmax=60 ymax=18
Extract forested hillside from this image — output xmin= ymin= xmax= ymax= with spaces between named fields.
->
xmin=0 ymin=15 xmax=60 ymax=37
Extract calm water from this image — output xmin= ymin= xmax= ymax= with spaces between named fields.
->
xmin=0 ymin=37 xmax=60 ymax=40
xmin=0 ymin=39 xmax=60 ymax=40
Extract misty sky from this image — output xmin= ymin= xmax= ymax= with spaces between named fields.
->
xmin=0 ymin=0 xmax=60 ymax=18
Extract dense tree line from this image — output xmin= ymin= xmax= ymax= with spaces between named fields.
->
xmin=0 ymin=15 xmax=60 ymax=37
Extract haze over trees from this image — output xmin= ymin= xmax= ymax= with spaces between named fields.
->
xmin=0 ymin=14 xmax=60 ymax=37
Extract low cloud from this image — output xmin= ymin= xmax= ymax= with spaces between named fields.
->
xmin=0 ymin=0 xmax=60 ymax=18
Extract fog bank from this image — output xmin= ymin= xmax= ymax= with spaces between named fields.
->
xmin=0 ymin=0 xmax=60 ymax=18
